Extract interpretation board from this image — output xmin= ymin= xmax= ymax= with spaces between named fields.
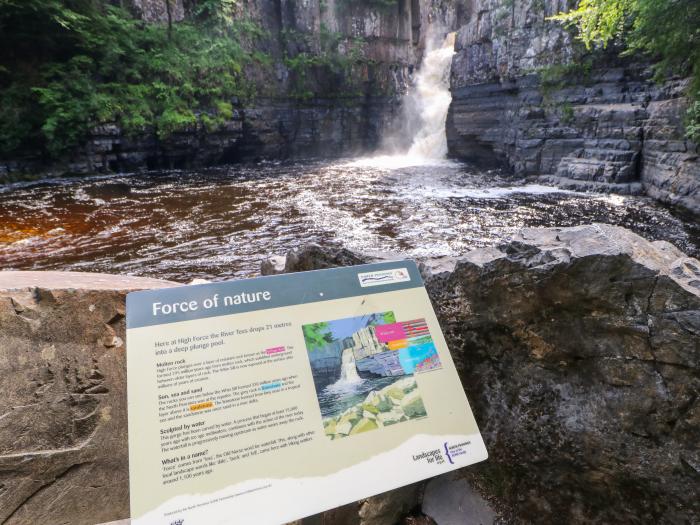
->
xmin=126 ymin=261 xmax=487 ymax=525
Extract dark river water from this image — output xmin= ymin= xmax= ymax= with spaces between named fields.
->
xmin=0 ymin=158 xmax=698 ymax=282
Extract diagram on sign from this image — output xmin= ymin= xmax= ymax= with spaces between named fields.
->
xmin=303 ymin=311 xmax=442 ymax=439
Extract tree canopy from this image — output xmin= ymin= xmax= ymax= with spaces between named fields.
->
xmin=0 ymin=0 xmax=259 ymax=158
xmin=303 ymin=323 xmax=335 ymax=351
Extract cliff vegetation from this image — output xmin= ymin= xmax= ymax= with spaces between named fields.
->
xmin=0 ymin=0 xmax=269 ymax=158
xmin=552 ymin=0 xmax=700 ymax=141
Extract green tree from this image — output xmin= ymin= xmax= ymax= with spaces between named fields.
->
xmin=303 ymin=323 xmax=335 ymax=350
xmin=381 ymin=311 xmax=396 ymax=324
xmin=0 ymin=1 xmax=262 ymax=158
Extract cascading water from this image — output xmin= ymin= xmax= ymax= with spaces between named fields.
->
xmin=404 ymin=31 xmax=457 ymax=159
xmin=336 ymin=347 xmax=363 ymax=384
xmin=349 ymin=29 xmax=456 ymax=167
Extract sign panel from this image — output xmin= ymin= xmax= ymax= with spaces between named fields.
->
xmin=126 ymin=261 xmax=487 ymax=525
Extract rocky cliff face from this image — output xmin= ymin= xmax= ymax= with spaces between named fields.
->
xmin=1 ymin=98 xmax=400 ymax=176
xmin=0 ymin=0 xmax=430 ymax=179
xmin=446 ymin=0 xmax=700 ymax=215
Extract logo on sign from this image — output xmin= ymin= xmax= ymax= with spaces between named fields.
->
xmin=358 ymin=268 xmax=411 ymax=287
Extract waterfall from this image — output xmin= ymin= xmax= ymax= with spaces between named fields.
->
xmin=337 ymin=347 xmax=363 ymax=384
xmin=403 ymin=31 xmax=457 ymax=159
xmin=347 ymin=29 xmax=456 ymax=168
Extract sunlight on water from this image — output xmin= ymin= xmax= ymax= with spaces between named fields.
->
xmin=0 ymin=160 xmax=696 ymax=281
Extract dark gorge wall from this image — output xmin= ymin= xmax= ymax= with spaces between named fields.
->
xmin=0 ymin=0 xmax=435 ymax=179
xmin=2 ymin=97 xmax=400 ymax=176
xmin=446 ymin=0 xmax=700 ymax=215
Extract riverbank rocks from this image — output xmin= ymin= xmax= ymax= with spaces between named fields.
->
xmin=1 ymin=224 xmax=699 ymax=524
xmin=422 ymin=472 xmax=496 ymax=525
xmin=446 ymin=0 xmax=700 ymax=215
xmin=323 ymin=377 xmax=426 ymax=439
xmin=269 ymin=223 xmax=700 ymax=524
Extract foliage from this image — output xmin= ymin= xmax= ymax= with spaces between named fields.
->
xmin=539 ymin=60 xmax=593 ymax=90
xmin=559 ymin=102 xmax=575 ymax=125
xmin=189 ymin=0 xmax=237 ymax=29
xmin=381 ymin=311 xmax=396 ymax=324
xmin=283 ymin=26 xmax=367 ymax=99
xmin=535 ymin=60 xmax=593 ymax=113
xmin=0 ymin=1 xmax=263 ymax=158
xmin=550 ymin=0 xmax=634 ymax=49
xmin=686 ymin=101 xmax=700 ymax=144
xmin=303 ymin=322 xmax=334 ymax=350
xmin=550 ymin=0 xmax=700 ymax=142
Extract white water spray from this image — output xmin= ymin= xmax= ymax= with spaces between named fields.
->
xmin=347 ymin=30 xmax=456 ymax=168
xmin=405 ymin=31 xmax=456 ymax=159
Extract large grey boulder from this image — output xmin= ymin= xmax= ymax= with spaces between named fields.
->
xmin=271 ymin=223 xmax=700 ymax=524
xmin=422 ymin=473 xmax=496 ymax=525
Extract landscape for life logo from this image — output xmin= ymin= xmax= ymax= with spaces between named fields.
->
xmin=302 ymin=311 xmax=442 ymax=439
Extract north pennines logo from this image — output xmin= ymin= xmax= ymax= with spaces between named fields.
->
xmin=357 ymin=268 xmax=411 ymax=287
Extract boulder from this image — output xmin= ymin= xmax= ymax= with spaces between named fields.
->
xmin=349 ymin=417 xmax=379 ymax=435
xmin=400 ymin=390 xmax=427 ymax=419
xmin=271 ymin=223 xmax=700 ymax=523
xmin=2 ymin=222 xmax=699 ymax=524
xmin=422 ymin=473 xmax=496 ymax=525
xmin=376 ymin=408 xmax=407 ymax=426
xmin=358 ymin=484 xmax=422 ymax=525
xmin=261 ymin=245 xmax=370 ymax=276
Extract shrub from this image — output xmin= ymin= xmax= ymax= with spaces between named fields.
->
xmin=0 ymin=1 xmax=259 ymax=157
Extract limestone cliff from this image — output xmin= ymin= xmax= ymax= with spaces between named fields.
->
xmin=445 ymin=0 xmax=700 ymax=215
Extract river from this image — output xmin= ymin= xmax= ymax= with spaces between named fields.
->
xmin=0 ymin=30 xmax=698 ymax=280
xmin=0 ymin=160 xmax=697 ymax=282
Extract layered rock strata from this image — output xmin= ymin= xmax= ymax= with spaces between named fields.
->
xmin=0 ymin=0 xmax=430 ymax=179
xmin=446 ymin=0 xmax=700 ymax=214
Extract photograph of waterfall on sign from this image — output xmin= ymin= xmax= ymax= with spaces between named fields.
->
xmin=303 ymin=311 xmax=440 ymax=439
